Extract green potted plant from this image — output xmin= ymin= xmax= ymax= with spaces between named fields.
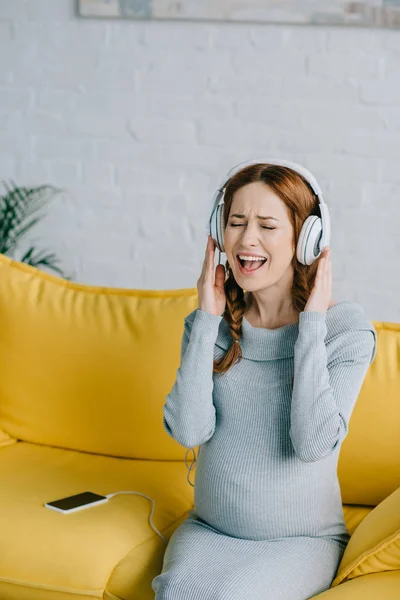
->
xmin=0 ymin=181 xmax=72 ymax=279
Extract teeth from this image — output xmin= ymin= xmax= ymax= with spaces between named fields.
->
xmin=238 ymin=255 xmax=266 ymax=261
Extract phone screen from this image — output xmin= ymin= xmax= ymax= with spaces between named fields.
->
xmin=46 ymin=491 xmax=107 ymax=511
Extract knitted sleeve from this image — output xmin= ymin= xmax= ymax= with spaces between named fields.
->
xmin=289 ymin=310 xmax=377 ymax=463
xmin=162 ymin=309 xmax=222 ymax=448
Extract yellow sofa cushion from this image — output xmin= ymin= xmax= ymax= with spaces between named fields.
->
xmin=0 ymin=253 xmax=197 ymax=460
xmin=331 ymin=486 xmax=400 ymax=587
xmin=314 ymin=571 xmax=400 ymax=599
xmin=0 ymin=440 xmax=192 ymax=600
xmin=336 ymin=318 xmax=400 ymax=506
xmin=342 ymin=505 xmax=374 ymax=536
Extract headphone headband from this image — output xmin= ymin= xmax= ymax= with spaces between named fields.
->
xmin=216 ymin=158 xmax=324 ymax=202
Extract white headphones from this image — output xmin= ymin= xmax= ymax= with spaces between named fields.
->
xmin=209 ymin=158 xmax=331 ymax=266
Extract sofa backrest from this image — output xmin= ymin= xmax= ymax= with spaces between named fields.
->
xmin=338 ymin=317 xmax=400 ymax=506
xmin=0 ymin=253 xmax=198 ymax=461
xmin=0 ymin=254 xmax=398 ymax=506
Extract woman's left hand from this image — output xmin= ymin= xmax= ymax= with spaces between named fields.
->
xmin=304 ymin=246 xmax=332 ymax=314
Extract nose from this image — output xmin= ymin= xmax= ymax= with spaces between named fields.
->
xmin=238 ymin=221 xmax=262 ymax=246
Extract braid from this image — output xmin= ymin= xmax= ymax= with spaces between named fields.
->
xmin=213 ymin=261 xmax=246 ymax=373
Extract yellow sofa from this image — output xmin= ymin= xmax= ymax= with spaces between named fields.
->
xmin=0 ymin=252 xmax=399 ymax=600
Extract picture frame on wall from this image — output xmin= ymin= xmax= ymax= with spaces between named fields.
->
xmin=78 ymin=0 xmax=400 ymax=29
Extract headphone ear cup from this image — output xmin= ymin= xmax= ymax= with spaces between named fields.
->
xmin=297 ymin=216 xmax=323 ymax=265
xmin=214 ymin=203 xmax=225 ymax=253
xmin=209 ymin=202 xmax=219 ymax=249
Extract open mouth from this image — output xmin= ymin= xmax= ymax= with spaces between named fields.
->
xmin=236 ymin=256 xmax=268 ymax=274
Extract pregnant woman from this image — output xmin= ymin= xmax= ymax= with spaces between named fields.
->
xmin=152 ymin=160 xmax=377 ymax=600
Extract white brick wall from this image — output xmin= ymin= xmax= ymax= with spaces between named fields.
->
xmin=0 ymin=0 xmax=398 ymax=321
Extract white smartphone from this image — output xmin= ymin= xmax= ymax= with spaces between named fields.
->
xmin=44 ymin=491 xmax=108 ymax=514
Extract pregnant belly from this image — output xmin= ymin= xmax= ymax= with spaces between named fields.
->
xmin=192 ymin=443 xmax=342 ymax=541
xmin=193 ymin=448 xmax=303 ymax=540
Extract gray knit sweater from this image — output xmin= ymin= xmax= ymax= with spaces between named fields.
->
xmin=163 ymin=301 xmax=377 ymax=545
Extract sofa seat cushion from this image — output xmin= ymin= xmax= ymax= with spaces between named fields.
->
xmin=342 ymin=504 xmax=374 ymax=536
xmin=0 ymin=441 xmax=193 ymax=600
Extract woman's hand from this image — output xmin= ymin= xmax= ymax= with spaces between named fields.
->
xmin=304 ymin=246 xmax=332 ymax=314
xmin=197 ymin=234 xmax=226 ymax=316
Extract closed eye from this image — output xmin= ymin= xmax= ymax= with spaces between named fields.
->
xmin=229 ymin=224 xmax=275 ymax=230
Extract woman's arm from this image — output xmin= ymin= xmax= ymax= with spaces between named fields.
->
xmin=163 ymin=308 xmax=222 ymax=448
xmin=289 ymin=310 xmax=377 ymax=463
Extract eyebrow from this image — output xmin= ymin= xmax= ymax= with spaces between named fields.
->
xmin=229 ymin=213 xmax=279 ymax=221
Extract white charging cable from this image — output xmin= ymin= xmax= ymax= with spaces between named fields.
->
xmin=184 ymin=447 xmax=197 ymax=487
xmin=106 ymin=451 xmax=198 ymax=543
xmin=106 ymin=491 xmax=168 ymax=543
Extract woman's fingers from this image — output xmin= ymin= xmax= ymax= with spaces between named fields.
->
xmin=320 ymin=247 xmax=331 ymax=286
xmin=215 ymin=263 xmax=225 ymax=289
xmin=201 ymin=236 xmax=212 ymax=276
xmin=208 ymin=235 xmax=215 ymax=276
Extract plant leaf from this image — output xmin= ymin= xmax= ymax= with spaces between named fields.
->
xmin=0 ymin=181 xmax=62 ymax=254
xmin=20 ymin=246 xmax=71 ymax=279
xmin=0 ymin=181 xmax=68 ymax=279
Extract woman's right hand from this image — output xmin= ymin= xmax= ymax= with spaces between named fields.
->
xmin=197 ymin=235 xmax=227 ymax=317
